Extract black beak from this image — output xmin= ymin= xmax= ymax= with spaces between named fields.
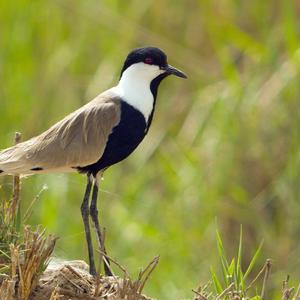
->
xmin=163 ymin=65 xmax=187 ymax=78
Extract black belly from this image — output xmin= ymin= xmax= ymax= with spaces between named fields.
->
xmin=77 ymin=101 xmax=149 ymax=175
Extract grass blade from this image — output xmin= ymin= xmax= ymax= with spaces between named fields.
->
xmin=210 ymin=267 xmax=223 ymax=294
xmin=243 ymin=240 xmax=264 ymax=281
xmin=228 ymin=258 xmax=235 ymax=277
xmin=216 ymin=229 xmax=229 ymax=286
xmin=236 ymin=225 xmax=243 ymax=288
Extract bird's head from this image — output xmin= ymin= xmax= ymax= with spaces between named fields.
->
xmin=120 ymin=46 xmax=187 ymax=82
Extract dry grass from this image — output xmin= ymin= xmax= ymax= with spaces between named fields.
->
xmin=13 ymin=227 xmax=57 ymax=299
xmin=0 ymin=223 xmax=157 ymax=300
xmin=0 ymin=226 xmax=57 ymax=300
xmin=0 ymin=135 xmax=56 ymax=299
xmin=96 ymin=250 xmax=159 ymax=298
xmin=30 ymin=258 xmax=157 ymax=300
xmin=0 ymin=201 xmax=156 ymax=300
xmin=0 ymin=278 xmax=15 ymax=300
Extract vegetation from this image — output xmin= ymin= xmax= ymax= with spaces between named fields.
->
xmin=193 ymin=228 xmax=299 ymax=300
xmin=1 ymin=0 xmax=300 ymax=299
xmin=0 ymin=170 xmax=57 ymax=299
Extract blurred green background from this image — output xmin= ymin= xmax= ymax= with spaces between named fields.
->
xmin=1 ymin=0 xmax=300 ymax=298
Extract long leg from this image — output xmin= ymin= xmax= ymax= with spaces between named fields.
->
xmin=80 ymin=174 xmax=96 ymax=275
xmin=90 ymin=174 xmax=113 ymax=276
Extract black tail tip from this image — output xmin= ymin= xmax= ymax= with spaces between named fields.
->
xmin=0 ymin=170 xmax=3 ymax=174
xmin=31 ymin=167 xmax=43 ymax=171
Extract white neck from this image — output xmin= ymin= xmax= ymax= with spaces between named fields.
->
xmin=112 ymin=62 xmax=165 ymax=122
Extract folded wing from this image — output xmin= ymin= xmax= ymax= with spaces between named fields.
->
xmin=0 ymin=92 xmax=121 ymax=175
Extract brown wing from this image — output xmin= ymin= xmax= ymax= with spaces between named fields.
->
xmin=0 ymin=91 xmax=121 ymax=174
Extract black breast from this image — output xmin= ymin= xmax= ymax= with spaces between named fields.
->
xmin=78 ymin=101 xmax=149 ymax=175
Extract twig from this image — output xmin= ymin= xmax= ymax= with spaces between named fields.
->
xmin=137 ymin=255 xmax=160 ymax=294
xmin=260 ymin=259 xmax=272 ymax=300
xmin=23 ymin=185 xmax=48 ymax=222
xmin=97 ymin=249 xmax=128 ymax=277
xmin=246 ymin=259 xmax=270 ymax=292
xmin=94 ymin=271 xmax=102 ymax=297
xmin=60 ymin=270 xmax=85 ymax=292
xmin=216 ymin=282 xmax=235 ymax=300
xmin=9 ymin=132 xmax=22 ymax=223
xmin=65 ymin=264 xmax=90 ymax=284
xmin=193 ymin=281 xmax=211 ymax=300
xmin=192 ymin=288 xmax=209 ymax=300
xmin=101 ymin=228 xmax=114 ymax=276
xmin=282 ymin=275 xmax=295 ymax=300
xmin=294 ymin=284 xmax=300 ymax=300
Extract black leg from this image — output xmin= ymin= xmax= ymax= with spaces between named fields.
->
xmin=90 ymin=175 xmax=113 ymax=276
xmin=80 ymin=174 xmax=96 ymax=275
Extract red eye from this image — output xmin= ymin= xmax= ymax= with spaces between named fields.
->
xmin=144 ymin=57 xmax=153 ymax=64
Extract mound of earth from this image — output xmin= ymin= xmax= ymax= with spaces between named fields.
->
xmin=31 ymin=260 xmax=152 ymax=300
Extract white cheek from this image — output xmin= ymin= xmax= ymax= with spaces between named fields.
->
xmin=147 ymin=64 xmax=165 ymax=76
xmin=132 ymin=63 xmax=164 ymax=80
xmin=114 ymin=63 xmax=165 ymax=121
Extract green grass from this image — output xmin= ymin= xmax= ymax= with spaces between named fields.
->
xmin=195 ymin=228 xmax=297 ymax=300
xmin=1 ymin=1 xmax=300 ymax=299
xmin=210 ymin=227 xmax=265 ymax=299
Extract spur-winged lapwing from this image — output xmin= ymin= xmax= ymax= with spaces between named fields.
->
xmin=0 ymin=46 xmax=187 ymax=275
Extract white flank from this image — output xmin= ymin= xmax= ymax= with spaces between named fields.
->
xmin=113 ymin=62 xmax=165 ymax=122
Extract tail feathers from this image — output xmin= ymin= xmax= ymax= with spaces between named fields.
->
xmin=0 ymin=139 xmax=76 ymax=176
xmin=0 ymin=161 xmax=30 ymax=176
xmin=0 ymin=144 xmax=31 ymax=176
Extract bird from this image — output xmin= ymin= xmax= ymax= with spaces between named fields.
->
xmin=0 ymin=46 xmax=187 ymax=276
